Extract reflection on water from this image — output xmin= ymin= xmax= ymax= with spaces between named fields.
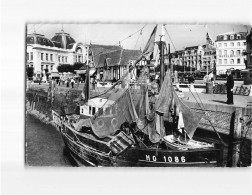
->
xmin=25 ymin=114 xmax=73 ymax=166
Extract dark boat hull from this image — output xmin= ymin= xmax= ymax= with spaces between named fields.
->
xmin=61 ymin=127 xmax=222 ymax=167
xmin=53 ymin=111 xmax=223 ymax=167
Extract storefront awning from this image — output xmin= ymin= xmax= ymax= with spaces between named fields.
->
xmin=51 ymin=72 xmax=60 ymax=77
xmin=76 ymin=70 xmax=86 ymax=74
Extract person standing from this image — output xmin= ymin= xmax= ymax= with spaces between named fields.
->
xmin=39 ymin=77 xmax=42 ymax=85
xmin=71 ymin=78 xmax=75 ymax=88
xmin=226 ymin=69 xmax=234 ymax=105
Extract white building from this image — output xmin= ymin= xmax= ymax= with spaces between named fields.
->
xmin=215 ymin=32 xmax=247 ymax=75
xmin=26 ymin=30 xmax=87 ymax=78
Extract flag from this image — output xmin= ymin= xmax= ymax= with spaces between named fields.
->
xmin=142 ymin=25 xmax=158 ymax=61
xmin=206 ymin=32 xmax=215 ymax=47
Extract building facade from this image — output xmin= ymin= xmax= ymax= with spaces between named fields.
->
xmin=26 ymin=30 xmax=86 ymax=78
xmin=183 ymin=46 xmax=204 ymax=72
xmin=170 ymin=45 xmax=215 ymax=73
xmin=246 ymin=28 xmax=252 ymax=69
xmin=215 ymin=32 xmax=247 ymax=75
xmin=201 ymin=45 xmax=216 ymax=73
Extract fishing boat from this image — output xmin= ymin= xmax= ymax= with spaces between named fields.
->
xmin=52 ymin=24 xmax=224 ymax=167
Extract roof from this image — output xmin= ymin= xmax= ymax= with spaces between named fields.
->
xmin=90 ymin=44 xmax=122 ymax=66
xmin=96 ymin=49 xmax=142 ymax=68
xmin=185 ymin=46 xmax=198 ymax=50
xmin=27 ymin=33 xmax=54 ymax=47
xmin=217 ymin=31 xmax=247 ymax=36
xmin=51 ymin=30 xmax=76 ymax=49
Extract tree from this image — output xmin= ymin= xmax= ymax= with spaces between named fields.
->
xmin=57 ymin=64 xmax=73 ymax=73
xmin=57 ymin=63 xmax=85 ymax=73
xmin=26 ymin=66 xmax=34 ymax=80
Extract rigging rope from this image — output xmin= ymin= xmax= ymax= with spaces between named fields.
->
xmin=186 ymin=85 xmax=225 ymax=145
xmin=90 ymin=25 xmax=146 ymax=68
xmin=164 ymin=25 xmax=177 ymax=52
xmin=134 ymin=30 xmax=142 ymax=50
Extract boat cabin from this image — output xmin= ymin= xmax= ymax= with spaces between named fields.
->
xmin=80 ymin=98 xmax=114 ymax=117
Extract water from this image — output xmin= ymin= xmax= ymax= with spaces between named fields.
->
xmin=25 ymin=114 xmax=72 ymax=166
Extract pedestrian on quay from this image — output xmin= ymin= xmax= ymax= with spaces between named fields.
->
xmin=226 ymin=69 xmax=234 ymax=105
xmin=39 ymin=77 xmax=42 ymax=85
xmin=66 ymin=79 xmax=69 ymax=88
xmin=71 ymin=78 xmax=75 ymax=88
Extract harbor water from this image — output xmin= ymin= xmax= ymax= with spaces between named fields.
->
xmin=25 ymin=114 xmax=72 ymax=166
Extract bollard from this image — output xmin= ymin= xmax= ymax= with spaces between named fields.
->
xmin=227 ymin=108 xmax=242 ymax=167
xmin=232 ymin=108 xmax=242 ymax=167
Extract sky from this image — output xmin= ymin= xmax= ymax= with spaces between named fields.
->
xmin=27 ymin=23 xmax=250 ymax=53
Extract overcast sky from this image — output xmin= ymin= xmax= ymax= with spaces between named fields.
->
xmin=27 ymin=23 xmax=250 ymax=52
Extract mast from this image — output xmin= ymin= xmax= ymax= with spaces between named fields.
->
xmin=156 ymin=24 xmax=166 ymax=86
xmin=85 ymin=45 xmax=90 ymax=102
xmin=168 ymin=43 xmax=172 ymax=72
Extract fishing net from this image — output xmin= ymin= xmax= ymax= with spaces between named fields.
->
xmin=89 ymin=85 xmax=139 ymax=138
xmin=156 ymin=70 xmax=204 ymax=138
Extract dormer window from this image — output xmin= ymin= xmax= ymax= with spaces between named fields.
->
xmin=230 ymin=35 xmax=234 ymax=40
xmin=224 ymin=35 xmax=227 ymax=40
xmin=237 ymin=34 xmax=241 ymax=39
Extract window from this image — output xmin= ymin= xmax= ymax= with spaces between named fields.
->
xmin=62 ymin=56 xmax=64 ymax=62
xmin=30 ymin=52 xmax=33 ymax=60
xmin=218 ymin=43 xmax=222 ymax=47
xmin=41 ymin=53 xmax=44 ymax=60
xmin=92 ymin=107 xmax=96 ymax=115
xmin=46 ymin=53 xmax=48 ymax=61
xmin=51 ymin=65 xmax=53 ymax=71
xmin=224 ymin=50 xmax=227 ymax=56
xmin=219 ymin=59 xmax=222 ymax=64
xmin=230 ymin=59 xmax=234 ymax=64
xmin=230 ymin=50 xmax=234 ymax=56
xmin=89 ymin=106 xmax=92 ymax=114
xmin=50 ymin=54 xmax=53 ymax=61
xmin=237 ymin=42 xmax=240 ymax=46
xmin=58 ymin=55 xmax=60 ymax=62
xmin=41 ymin=65 xmax=44 ymax=70
xmin=224 ymin=43 xmax=227 ymax=47
xmin=224 ymin=59 xmax=227 ymax=64
xmin=65 ymin=56 xmax=68 ymax=63
xmin=224 ymin=35 xmax=227 ymax=40
xmin=218 ymin=50 xmax=222 ymax=55
xmin=237 ymin=34 xmax=241 ymax=39
xmin=46 ymin=65 xmax=48 ymax=70
xmin=26 ymin=53 xmax=29 ymax=60
xmin=236 ymin=50 xmax=240 ymax=56
xmin=230 ymin=35 xmax=234 ymax=40
xmin=230 ymin=42 xmax=234 ymax=47
xmin=237 ymin=58 xmax=240 ymax=64
xmin=243 ymin=42 xmax=246 ymax=46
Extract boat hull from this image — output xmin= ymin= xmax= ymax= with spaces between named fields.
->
xmin=53 ymin=111 xmax=223 ymax=167
xmin=61 ymin=128 xmax=222 ymax=167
